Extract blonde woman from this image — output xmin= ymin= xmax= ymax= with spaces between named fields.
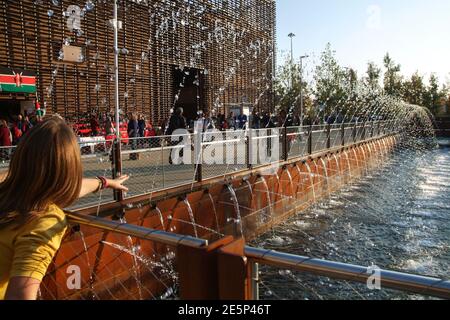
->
xmin=0 ymin=117 xmax=129 ymax=300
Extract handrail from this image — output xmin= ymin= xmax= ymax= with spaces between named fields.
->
xmin=66 ymin=211 xmax=209 ymax=248
xmin=64 ymin=213 xmax=450 ymax=299
xmin=244 ymin=246 xmax=450 ymax=299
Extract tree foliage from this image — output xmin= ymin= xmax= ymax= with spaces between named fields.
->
xmin=383 ymin=53 xmax=403 ymax=97
xmin=274 ymin=45 xmax=450 ymax=119
xmin=313 ymin=43 xmax=347 ymax=115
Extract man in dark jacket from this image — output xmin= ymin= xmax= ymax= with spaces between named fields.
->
xmin=167 ymin=108 xmax=187 ymax=165
xmin=128 ymin=114 xmax=140 ymax=160
xmin=167 ymin=107 xmax=187 ymax=135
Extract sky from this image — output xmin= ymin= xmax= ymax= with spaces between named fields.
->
xmin=276 ymin=0 xmax=450 ymax=85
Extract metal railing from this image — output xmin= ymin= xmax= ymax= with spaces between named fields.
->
xmin=59 ymin=212 xmax=450 ymax=300
xmin=244 ymin=246 xmax=450 ymax=300
xmin=0 ymin=120 xmax=397 ymax=208
xmin=67 ymin=211 xmax=208 ymax=248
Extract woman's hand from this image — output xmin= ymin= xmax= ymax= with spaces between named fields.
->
xmin=106 ymin=175 xmax=129 ymax=192
xmin=79 ymin=175 xmax=130 ymax=198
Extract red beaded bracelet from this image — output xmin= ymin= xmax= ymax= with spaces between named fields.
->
xmin=97 ymin=176 xmax=108 ymax=190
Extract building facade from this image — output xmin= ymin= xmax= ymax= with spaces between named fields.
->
xmin=0 ymin=0 xmax=276 ymax=124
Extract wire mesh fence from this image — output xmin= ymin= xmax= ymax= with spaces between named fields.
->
xmin=74 ymin=139 xmax=116 ymax=209
xmin=0 ymin=121 xmax=396 ymax=208
xmin=311 ymin=125 xmax=328 ymax=154
xmin=286 ymin=127 xmax=308 ymax=159
xmin=39 ymin=215 xmax=180 ymax=300
xmin=119 ymin=135 xmax=196 ymax=198
xmin=201 ymin=130 xmax=248 ymax=179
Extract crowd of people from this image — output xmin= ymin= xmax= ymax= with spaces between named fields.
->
xmin=160 ymin=108 xmax=304 ymax=134
xmin=0 ymin=114 xmax=38 ymax=160
xmin=0 ymin=108 xmax=376 ymax=158
xmin=72 ymin=108 xmax=301 ymax=142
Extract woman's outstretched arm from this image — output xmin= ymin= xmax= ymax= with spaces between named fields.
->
xmin=1 ymin=170 xmax=129 ymax=198
xmin=79 ymin=175 xmax=130 ymax=198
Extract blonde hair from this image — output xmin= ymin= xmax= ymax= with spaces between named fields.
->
xmin=0 ymin=117 xmax=82 ymax=226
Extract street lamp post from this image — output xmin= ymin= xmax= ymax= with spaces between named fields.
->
xmin=111 ymin=0 xmax=123 ymax=201
xmin=299 ymin=55 xmax=309 ymax=131
xmin=113 ymin=0 xmax=120 ymax=141
xmin=288 ymin=33 xmax=295 ymax=90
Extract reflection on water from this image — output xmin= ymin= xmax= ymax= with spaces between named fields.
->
xmin=253 ymin=145 xmax=450 ymax=300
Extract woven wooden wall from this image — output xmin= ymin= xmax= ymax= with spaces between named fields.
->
xmin=0 ymin=0 xmax=275 ymax=124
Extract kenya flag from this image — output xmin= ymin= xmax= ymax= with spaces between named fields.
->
xmin=0 ymin=67 xmax=36 ymax=94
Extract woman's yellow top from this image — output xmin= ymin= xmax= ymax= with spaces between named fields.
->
xmin=0 ymin=204 xmax=67 ymax=299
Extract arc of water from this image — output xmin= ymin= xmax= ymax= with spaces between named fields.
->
xmin=344 ymin=150 xmax=352 ymax=180
xmin=119 ymin=217 xmax=144 ymax=300
xmin=207 ymin=193 xmax=220 ymax=232
xmin=245 ymin=179 xmax=253 ymax=195
xmin=360 ymin=147 xmax=368 ymax=174
xmin=274 ymin=172 xmax=283 ymax=201
xmin=154 ymin=207 xmax=165 ymax=230
xmin=183 ymin=199 xmax=198 ymax=238
xmin=332 ymin=154 xmax=341 ymax=187
xmin=320 ymin=158 xmax=330 ymax=195
xmin=100 ymin=241 xmax=175 ymax=299
xmin=78 ymin=231 xmax=98 ymax=300
xmin=352 ymin=148 xmax=360 ymax=174
xmin=259 ymin=176 xmax=273 ymax=221
xmin=285 ymin=168 xmax=295 ymax=200
xmin=295 ymin=164 xmax=304 ymax=196
xmin=226 ymin=184 xmax=244 ymax=237
xmin=304 ymin=162 xmax=317 ymax=201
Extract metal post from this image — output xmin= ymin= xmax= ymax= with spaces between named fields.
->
xmin=112 ymin=140 xmax=124 ymax=201
xmin=288 ymin=33 xmax=295 ymax=90
xmin=194 ymin=122 xmax=203 ymax=183
xmin=300 ymin=58 xmax=303 ymax=132
xmin=246 ymin=129 xmax=253 ymax=169
xmin=326 ymin=124 xmax=331 ymax=149
xmin=362 ymin=122 xmax=366 ymax=141
xmin=282 ymin=126 xmax=288 ymax=161
xmin=112 ymin=0 xmax=122 ymax=201
xmin=161 ymin=142 xmax=165 ymax=188
xmin=352 ymin=122 xmax=357 ymax=143
xmin=299 ymin=55 xmax=308 ymax=133
xmin=341 ymin=122 xmax=345 ymax=146
xmin=308 ymin=125 xmax=313 ymax=155
xmin=251 ymin=262 xmax=260 ymax=300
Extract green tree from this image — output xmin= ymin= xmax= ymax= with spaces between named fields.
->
xmin=423 ymin=74 xmax=441 ymax=113
xmin=313 ymin=43 xmax=346 ymax=115
xmin=383 ymin=53 xmax=402 ymax=97
xmin=402 ymin=71 xmax=425 ymax=106
xmin=273 ymin=55 xmax=311 ymax=114
xmin=438 ymin=84 xmax=450 ymax=115
xmin=364 ymin=62 xmax=382 ymax=91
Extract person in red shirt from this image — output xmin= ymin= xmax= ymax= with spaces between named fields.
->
xmin=0 ymin=120 xmax=12 ymax=161
xmin=90 ymin=114 xmax=100 ymax=136
xmin=35 ymin=100 xmax=44 ymax=123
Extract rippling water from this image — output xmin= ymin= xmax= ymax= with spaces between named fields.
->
xmin=253 ymin=144 xmax=450 ymax=300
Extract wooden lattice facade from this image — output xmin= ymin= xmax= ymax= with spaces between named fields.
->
xmin=0 ymin=0 xmax=276 ymax=124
